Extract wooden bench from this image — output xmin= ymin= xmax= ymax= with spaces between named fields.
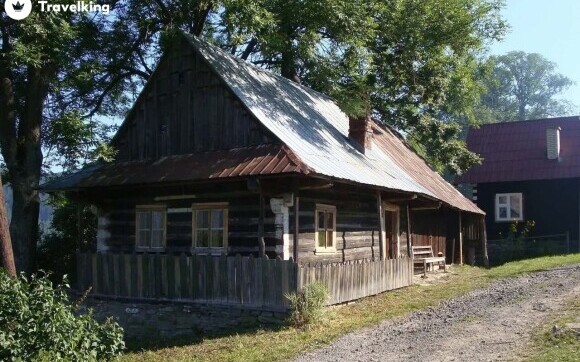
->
xmin=412 ymin=245 xmax=446 ymax=277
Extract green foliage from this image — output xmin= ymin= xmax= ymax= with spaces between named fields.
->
xmin=214 ymin=0 xmax=507 ymax=175
xmin=0 ymin=271 xmax=124 ymax=361
xmin=37 ymin=195 xmax=97 ymax=284
xmin=477 ymin=51 xmax=576 ymax=122
xmin=285 ymin=282 xmax=328 ymax=329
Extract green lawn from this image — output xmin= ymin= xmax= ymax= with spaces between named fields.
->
xmin=523 ymin=296 xmax=580 ymax=362
xmin=120 ymin=254 xmax=580 ymax=362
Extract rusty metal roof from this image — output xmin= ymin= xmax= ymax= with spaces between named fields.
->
xmin=186 ymin=35 xmax=482 ymax=214
xmin=42 ymin=145 xmax=308 ymax=190
xmin=372 ymin=124 xmax=483 ymax=214
xmin=43 ymin=34 xmax=482 ymax=214
xmin=457 ymin=116 xmax=580 ymax=184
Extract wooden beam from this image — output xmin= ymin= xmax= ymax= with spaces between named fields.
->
xmin=406 ymin=203 xmax=412 ymax=258
xmin=481 ymin=216 xmax=489 ymax=267
xmin=293 ymin=191 xmax=300 ymax=264
xmin=385 ymin=194 xmax=418 ymax=203
xmin=258 ymin=184 xmax=266 ymax=258
xmin=377 ymin=191 xmax=385 ymax=260
xmin=458 ymin=211 xmax=463 ymax=265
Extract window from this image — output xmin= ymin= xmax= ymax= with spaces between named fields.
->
xmin=315 ymin=204 xmax=336 ymax=252
xmin=136 ymin=206 xmax=166 ymax=250
xmin=192 ymin=203 xmax=228 ymax=249
xmin=495 ymin=193 xmax=523 ymax=222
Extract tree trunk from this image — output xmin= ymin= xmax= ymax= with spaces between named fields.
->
xmin=0 ymin=66 xmax=47 ymax=274
xmin=0 ymin=174 xmax=16 ymax=277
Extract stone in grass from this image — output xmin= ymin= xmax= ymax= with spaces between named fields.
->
xmin=564 ymin=323 xmax=580 ymax=337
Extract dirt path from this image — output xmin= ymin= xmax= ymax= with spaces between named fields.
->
xmin=294 ymin=265 xmax=580 ymax=362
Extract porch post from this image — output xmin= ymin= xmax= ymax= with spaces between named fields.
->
xmin=293 ymin=190 xmax=300 ymax=263
xmin=258 ymin=187 xmax=266 ymax=258
xmin=458 ymin=211 xmax=463 ymax=265
xmin=480 ymin=215 xmax=489 ymax=267
xmin=406 ymin=203 xmax=412 ymax=258
xmin=377 ymin=190 xmax=385 ymax=260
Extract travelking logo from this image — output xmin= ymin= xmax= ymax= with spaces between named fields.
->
xmin=3 ymin=0 xmax=110 ymax=21
xmin=38 ymin=1 xmax=110 ymax=15
xmin=4 ymin=0 xmax=32 ymax=20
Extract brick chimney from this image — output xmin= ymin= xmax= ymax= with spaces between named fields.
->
xmin=348 ymin=115 xmax=373 ymax=152
xmin=546 ymin=127 xmax=561 ymax=160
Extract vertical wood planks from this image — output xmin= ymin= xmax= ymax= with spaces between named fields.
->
xmin=74 ymin=253 xmax=412 ymax=309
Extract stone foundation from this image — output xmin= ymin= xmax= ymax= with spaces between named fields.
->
xmin=80 ymin=298 xmax=288 ymax=339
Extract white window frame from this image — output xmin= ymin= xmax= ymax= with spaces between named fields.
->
xmin=191 ymin=202 xmax=228 ymax=253
xmin=135 ymin=205 xmax=167 ymax=251
xmin=314 ymin=204 xmax=337 ymax=254
xmin=495 ymin=193 xmax=523 ymax=222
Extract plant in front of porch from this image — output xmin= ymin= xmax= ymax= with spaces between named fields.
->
xmin=286 ymin=281 xmax=329 ymax=329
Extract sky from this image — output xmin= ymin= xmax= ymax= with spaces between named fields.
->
xmin=489 ymin=0 xmax=580 ymax=105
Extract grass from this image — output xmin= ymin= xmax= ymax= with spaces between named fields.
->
xmin=120 ymin=254 xmax=580 ymax=362
xmin=522 ymin=296 xmax=580 ymax=362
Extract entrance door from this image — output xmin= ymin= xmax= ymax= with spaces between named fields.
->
xmin=383 ymin=205 xmax=400 ymax=259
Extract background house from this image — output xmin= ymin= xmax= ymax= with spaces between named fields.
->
xmin=44 ymin=33 xmax=484 ymax=312
xmin=457 ymin=116 xmax=580 ymax=263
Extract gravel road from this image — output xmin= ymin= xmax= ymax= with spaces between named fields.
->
xmin=294 ymin=264 xmax=580 ymax=362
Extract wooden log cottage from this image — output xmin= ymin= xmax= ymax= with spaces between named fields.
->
xmin=44 ymin=33 xmax=486 ymax=310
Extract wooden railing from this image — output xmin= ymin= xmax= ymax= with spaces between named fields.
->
xmin=77 ymin=253 xmax=414 ymax=309
xmin=77 ymin=253 xmax=296 ymax=310
xmin=297 ymin=258 xmax=414 ymax=305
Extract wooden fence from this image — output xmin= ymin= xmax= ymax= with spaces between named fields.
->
xmin=77 ymin=253 xmax=296 ymax=309
xmin=298 ymin=258 xmax=414 ymax=305
xmin=77 ymin=253 xmax=415 ymax=309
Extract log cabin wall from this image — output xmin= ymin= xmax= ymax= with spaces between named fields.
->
xmin=409 ymin=209 xmax=449 ymax=258
xmin=290 ymin=187 xmax=381 ymax=264
xmin=87 ymin=182 xmax=284 ymax=257
xmin=113 ymin=36 xmax=278 ymax=162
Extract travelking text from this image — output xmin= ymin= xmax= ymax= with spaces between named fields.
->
xmin=38 ymin=1 xmax=110 ymax=15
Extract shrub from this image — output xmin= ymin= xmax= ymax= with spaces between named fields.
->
xmin=0 ymin=271 xmax=124 ymax=361
xmin=285 ymin=282 xmax=328 ymax=329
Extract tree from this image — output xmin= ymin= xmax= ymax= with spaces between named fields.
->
xmin=1 ymin=0 xmax=506 ymax=273
xmin=218 ymin=0 xmax=507 ymax=174
xmin=478 ymin=51 xmax=575 ymax=122
xmin=0 ymin=173 xmax=16 ymax=277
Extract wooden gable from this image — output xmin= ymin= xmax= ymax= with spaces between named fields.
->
xmin=114 ymin=36 xmax=278 ymax=162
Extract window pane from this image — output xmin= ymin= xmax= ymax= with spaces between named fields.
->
xmin=138 ymin=230 xmax=150 ymax=247
xmin=510 ymin=195 xmax=521 ymax=219
xmin=211 ymin=209 xmax=224 ymax=230
xmin=499 ymin=207 xmax=508 ymax=219
xmin=151 ymin=211 xmax=164 ymax=230
xmin=326 ymin=212 xmax=334 ymax=230
xmin=151 ymin=230 xmax=163 ymax=248
xmin=317 ymin=211 xmax=325 ymax=231
xmin=317 ymin=231 xmax=326 ymax=247
xmin=196 ymin=210 xmax=209 ymax=229
xmin=138 ymin=212 xmax=151 ymax=230
xmin=196 ymin=230 xmax=209 ymax=247
xmin=211 ymin=230 xmax=224 ymax=247
xmin=326 ymin=231 xmax=334 ymax=248
xmin=498 ymin=195 xmax=507 ymax=205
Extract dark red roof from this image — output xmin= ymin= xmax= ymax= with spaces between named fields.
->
xmin=457 ymin=116 xmax=580 ymax=184
xmin=45 ymin=144 xmax=310 ymax=189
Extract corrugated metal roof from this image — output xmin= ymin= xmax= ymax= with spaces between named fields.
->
xmin=43 ymin=34 xmax=482 ymax=215
xmin=43 ymin=145 xmax=308 ymax=190
xmin=372 ymin=125 xmax=482 ymax=214
xmin=457 ymin=116 xmax=580 ymax=184
xmin=186 ymin=35 xmax=482 ymax=214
